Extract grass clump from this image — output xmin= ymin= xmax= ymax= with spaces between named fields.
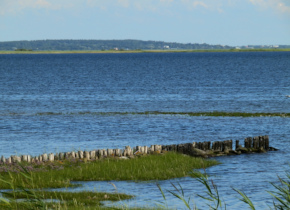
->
xmin=1 ymin=190 xmax=133 ymax=210
xmin=0 ymin=152 xmax=219 ymax=189
xmin=0 ymin=164 xmax=133 ymax=210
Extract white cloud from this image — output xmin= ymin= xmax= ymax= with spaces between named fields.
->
xmin=249 ymin=0 xmax=290 ymax=14
xmin=117 ymin=0 xmax=130 ymax=8
xmin=192 ymin=1 xmax=208 ymax=8
xmin=0 ymin=0 xmax=73 ymax=15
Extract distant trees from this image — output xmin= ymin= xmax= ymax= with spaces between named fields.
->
xmin=0 ymin=39 xmax=234 ymax=51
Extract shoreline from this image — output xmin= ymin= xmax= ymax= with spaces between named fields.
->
xmin=1 ymin=48 xmax=290 ymax=54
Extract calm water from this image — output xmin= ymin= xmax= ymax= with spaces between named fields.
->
xmin=1 ymin=52 xmax=290 ymax=209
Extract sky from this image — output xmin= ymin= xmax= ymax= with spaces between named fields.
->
xmin=0 ymin=0 xmax=289 ymax=46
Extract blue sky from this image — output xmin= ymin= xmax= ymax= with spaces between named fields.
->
xmin=0 ymin=0 xmax=289 ymax=46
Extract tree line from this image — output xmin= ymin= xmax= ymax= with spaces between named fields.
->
xmin=0 ymin=39 xmax=232 ymax=51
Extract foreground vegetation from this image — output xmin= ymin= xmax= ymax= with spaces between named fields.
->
xmin=1 ymin=164 xmax=290 ymax=209
xmin=1 ymin=190 xmax=133 ymax=209
xmin=0 ymin=152 xmax=218 ymax=209
xmin=158 ymin=170 xmax=290 ymax=210
xmin=1 ymin=153 xmax=289 ymax=209
xmin=0 ymin=152 xmax=218 ymax=189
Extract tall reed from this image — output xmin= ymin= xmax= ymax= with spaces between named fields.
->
xmin=158 ymin=169 xmax=290 ymax=209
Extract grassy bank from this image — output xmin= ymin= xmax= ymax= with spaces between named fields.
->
xmin=0 ymin=152 xmax=218 ymax=209
xmin=0 ymin=48 xmax=290 ymax=54
xmin=0 ymin=152 xmax=219 ymax=189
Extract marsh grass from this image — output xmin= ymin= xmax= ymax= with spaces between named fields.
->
xmin=0 ymin=152 xmax=219 ymax=189
xmin=158 ymin=170 xmax=290 ymax=210
xmin=0 ymin=153 xmax=217 ymax=209
xmin=2 ymin=190 xmax=133 ymax=209
xmin=0 ymin=165 xmax=133 ymax=209
xmin=158 ymin=171 xmax=225 ymax=210
xmin=15 ymin=111 xmax=290 ymax=117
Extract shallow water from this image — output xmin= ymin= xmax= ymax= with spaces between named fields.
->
xmin=1 ymin=52 xmax=290 ymax=209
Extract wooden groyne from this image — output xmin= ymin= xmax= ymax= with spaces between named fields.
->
xmin=0 ymin=135 xmax=277 ymax=164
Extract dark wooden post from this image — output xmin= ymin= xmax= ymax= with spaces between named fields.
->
xmin=264 ymin=135 xmax=269 ymax=150
xmin=235 ymin=140 xmax=239 ymax=150
xmin=253 ymin=136 xmax=259 ymax=149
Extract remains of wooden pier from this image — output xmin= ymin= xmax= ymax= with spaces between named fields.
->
xmin=0 ymin=135 xmax=277 ymax=164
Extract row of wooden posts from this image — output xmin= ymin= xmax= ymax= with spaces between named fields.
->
xmin=0 ymin=135 xmax=271 ymax=164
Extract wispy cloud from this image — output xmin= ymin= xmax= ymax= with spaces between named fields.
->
xmin=0 ymin=0 xmax=72 ymax=15
xmin=249 ymin=0 xmax=290 ymax=14
xmin=1 ymin=0 xmax=289 ymax=16
xmin=0 ymin=0 xmax=217 ymax=15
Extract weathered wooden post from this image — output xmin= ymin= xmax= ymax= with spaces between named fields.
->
xmin=78 ymin=151 xmax=83 ymax=159
xmin=90 ymin=150 xmax=96 ymax=160
xmin=42 ymin=153 xmax=48 ymax=162
xmin=177 ymin=144 xmax=184 ymax=153
xmin=144 ymin=146 xmax=148 ymax=154
xmin=115 ymin=149 xmax=122 ymax=157
xmin=54 ymin=153 xmax=59 ymax=161
xmin=229 ymin=140 xmax=233 ymax=150
xmin=38 ymin=155 xmax=43 ymax=162
xmin=212 ymin=141 xmax=216 ymax=150
xmin=235 ymin=140 xmax=239 ymax=150
xmin=259 ymin=136 xmax=265 ymax=149
xmin=48 ymin=153 xmax=54 ymax=162
xmin=6 ymin=157 xmax=12 ymax=164
xmin=107 ymin=149 xmax=114 ymax=157
xmin=197 ymin=142 xmax=201 ymax=150
xmin=149 ymin=145 xmax=155 ymax=153
xmin=264 ymin=135 xmax=269 ymax=150
xmin=171 ymin=144 xmax=177 ymax=152
xmin=59 ymin=152 xmax=64 ymax=160
xmin=21 ymin=155 xmax=28 ymax=162
xmin=248 ymin=137 xmax=253 ymax=149
xmin=123 ymin=146 xmax=131 ymax=156
xmin=154 ymin=145 xmax=162 ymax=152
xmin=200 ymin=142 xmax=205 ymax=150
xmin=84 ymin=151 xmax=90 ymax=159
xmin=244 ymin=138 xmax=249 ymax=149
xmin=0 ymin=156 xmax=5 ymax=163
xmin=27 ymin=155 xmax=31 ymax=163
xmin=136 ymin=146 xmax=141 ymax=152
xmin=207 ymin=142 xmax=211 ymax=150
xmin=97 ymin=150 xmax=103 ymax=159
xmin=253 ymin=136 xmax=259 ymax=149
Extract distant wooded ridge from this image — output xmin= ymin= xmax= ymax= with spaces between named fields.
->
xmin=0 ymin=39 xmax=289 ymax=51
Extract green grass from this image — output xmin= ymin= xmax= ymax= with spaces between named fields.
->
xmin=0 ymin=152 xmax=218 ymax=209
xmin=4 ymin=111 xmax=290 ymax=117
xmin=1 ymin=190 xmax=133 ymax=210
xmin=0 ymin=152 xmax=219 ymax=189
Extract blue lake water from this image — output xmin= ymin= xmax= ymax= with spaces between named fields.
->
xmin=1 ymin=52 xmax=290 ymax=209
